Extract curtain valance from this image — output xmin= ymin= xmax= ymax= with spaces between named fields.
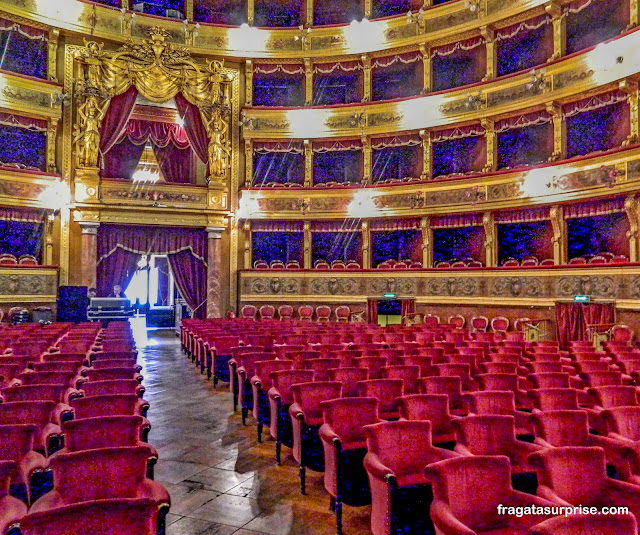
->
xmin=313 ymin=60 xmax=363 ymax=74
xmin=564 ymin=197 xmax=625 ymax=219
xmin=117 ymin=119 xmax=190 ymax=149
xmin=430 ymin=36 xmax=485 ymax=58
xmin=369 ymin=219 xmax=421 ymax=231
xmin=495 ymin=206 xmax=550 ymax=224
xmin=372 ymin=134 xmax=422 ymax=150
xmin=0 ymin=18 xmax=47 ymax=40
xmin=311 ymin=220 xmax=361 ymax=232
xmin=251 ymin=221 xmax=304 ymax=232
xmin=371 ymin=51 xmax=423 ymax=69
xmin=432 ymin=124 xmax=485 ymax=142
xmin=430 ymin=213 xmax=483 ymax=228
xmin=495 ymin=14 xmax=550 ymax=42
xmin=254 ymin=64 xmax=305 ymax=75
xmin=0 ymin=206 xmax=46 ymax=223
xmin=564 ymin=90 xmax=628 ymax=118
xmin=495 ymin=110 xmax=551 ymax=133
xmin=0 ymin=112 xmax=47 ymax=132
xmin=313 ymin=139 xmax=363 ymax=153
xmin=254 ymin=141 xmax=304 ymax=154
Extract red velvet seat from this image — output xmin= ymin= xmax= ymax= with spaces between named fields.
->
xmin=530 ymin=446 xmax=640 ymax=523
xmin=475 ymin=373 xmax=531 ymax=409
xmin=531 ymin=410 xmax=633 ymax=480
xmin=353 ymin=356 xmax=389 ymax=380
xmin=81 ymin=379 xmax=145 ymax=398
xmin=434 ymin=363 xmax=477 ymax=392
xmin=453 ymin=415 xmax=542 ymax=491
xmin=580 ymin=370 xmax=624 ymax=388
xmin=363 ymin=420 xmax=460 ymax=535
xmin=397 ymin=394 xmax=457 ymax=446
xmin=326 ymin=367 xmax=369 ymax=397
xmin=250 ymin=359 xmax=293 ymax=442
xmin=425 ymin=455 xmax=556 ymax=535
xmin=0 ymin=424 xmax=48 ymax=505
xmin=60 ymin=415 xmax=157 ymax=478
xmin=268 ymin=369 xmax=315 ymax=464
xmin=70 ymin=394 xmax=150 ymax=442
xmin=418 ymin=376 xmax=468 ymax=416
xmin=84 ymin=368 xmax=142 ymax=384
xmin=235 ymin=352 xmax=276 ymax=425
xmin=465 ymin=391 xmax=533 ymax=437
xmin=0 ymin=402 xmax=63 ymax=456
xmin=355 ymin=379 xmax=403 ymax=420
xmin=0 ymin=460 xmax=28 ymax=534
xmin=302 ymin=358 xmax=341 ymax=382
xmin=319 ymin=397 xmax=381 ymax=535
xmin=381 ymin=365 xmax=420 ymax=394
xmin=90 ymin=358 xmax=142 ymax=372
xmin=20 ymin=497 xmax=160 ymax=535
xmin=15 ymin=371 xmax=81 ymax=390
xmin=289 ymin=381 xmax=343 ymax=494
xmin=601 ymin=406 xmax=640 ymax=484
xmin=528 ymin=513 xmax=637 ymax=535
xmin=398 ymin=356 xmax=435 ymax=376
xmin=29 ymin=445 xmax=170 ymax=532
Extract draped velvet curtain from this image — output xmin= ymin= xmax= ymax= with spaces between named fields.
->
xmin=99 ymin=86 xmax=139 ymax=165
xmin=555 ymin=302 xmax=615 ymax=349
xmin=367 ymin=298 xmax=378 ymax=325
xmin=102 ymin=138 xmax=146 ymax=180
xmin=97 ymin=225 xmax=208 ymax=319
xmin=174 ymin=93 xmax=209 ymax=166
xmin=401 ymin=299 xmax=416 ymax=318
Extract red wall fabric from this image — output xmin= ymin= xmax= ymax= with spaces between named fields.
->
xmin=555 ymin=302 xmax=615 ymax=349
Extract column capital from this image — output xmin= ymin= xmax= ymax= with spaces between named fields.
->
xmin=206 ymin=226 xmax=225 ymax=239
xmin=79 ymin=221 xmax=100 ymax=235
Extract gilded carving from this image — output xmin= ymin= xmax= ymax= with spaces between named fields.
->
xmin=557 ymin=276 xmax=616 ymax=298
xmin=310 ymin=277 xmax=358 ymax=295
xmin=423 ymin=277 xmax=479 ymax=297
xmin=251 ymin=277 xmax=299 ymax=294
xmin=490 ymin=277 xmax=544 ymax=297
xmin=553 ymin=69 xmax=595 ymax=90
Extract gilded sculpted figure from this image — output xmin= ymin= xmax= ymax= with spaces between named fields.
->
xmin=74 ymin=93 xmax=110 ymax=168
xmin=206 ymin=112 xmax=231 ymax=179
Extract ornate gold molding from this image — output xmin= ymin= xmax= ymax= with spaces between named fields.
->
xmin=238 ymin=145 xmax=640 ymax=219
xmin=0 ymin=71 xmax=62 ymax=121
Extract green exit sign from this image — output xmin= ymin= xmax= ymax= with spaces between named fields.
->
xmin=574 ymin=295 xmax=591 ymax=302
xmin=383 ymin=293 xmax=396 ymax=299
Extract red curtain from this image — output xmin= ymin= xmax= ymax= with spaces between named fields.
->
xmin=96 ymin=247 xmax=140 ymax=297
xmin=367 ymin=298 xmax=378 ymax=325
xmin=168 ymin=250 xmax=207 ymax=319
xmin=401 ymin=299 xmax=416 ymax=318
xmin=152 ymin=143 xmax=193 ymax=184
xmin=99 ymin=86 xmax=139 ymax=161
xmin=155 ymin=256 xmax=170 ymax=306
xmin=174 ymin=93 xmax=209 ymax=165
xmin=555 ymin=302 xmax=615 ymax=349
xmin=102 ymin=137 xmax=145 ymax=179
xmin=123 ymin=119 xmax=190 ymax=149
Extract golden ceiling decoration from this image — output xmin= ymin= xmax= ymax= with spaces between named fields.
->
xmin=72 ymin=27 xmax=232 ymax=183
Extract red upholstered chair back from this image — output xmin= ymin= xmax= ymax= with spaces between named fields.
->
xmin=475 ymin=373 xmax=519 ymax=393
xmin=0 ymin=401 xmax=55 ymax=429
xmin=291 ymin=382 xmax=342 ymax=422
xmin=70 ymin=394 xmax=140 ymax=419
xmin=81 ymin=379 xmax=141 ymax=397
xmin=85 ymin=369 xmax=138 ymax=382
xmin=15 ymin=371 xmax=76 ymax=387
xmin=532 ymin=410 xmax=590 ymax=446
xmin=479 ymin=362 xmax=517 ymax=375
xmin=259 ymin=305 xmax=276 ymax=319
xmin=270 ymin=369 xmax=315 ymax=405
xmin=397 ymin=394 xmax=452 ymax=426
xmin=491 ymin=317 xmax=510 ymax=332
xmin=354 ymin=356 xmax=388 ymax=379
xmin=419 ymin=375 xmax=462 ymax=396
xmin=90 ymin=359 xmax=138 ymax=370
xmin=453 ymin=415 xmax=516 ymax=455
xmin=381 ymin=365 xmax=420 ymax=393
xmin=315 ymin=305 xmax=332 ymax=322
xmin=48 ymin=446 xmax=152 ymax=502
xmin=529 ymin=446 xmax=607 ymax=506
xmin=303 ymin=358 xmax=341 ymax=381
xmin=241 ymin=305 xmax=257 ymax=319
xmin=0 ymin=460 xmax=17 ymax=498
xmin=298 ymin=305 xmax=314 ymax=320
xmin=321 ymin=397 xmax=379 ymax=445
xmin=602 ymin=406 xmax=640 ymax=441
xmin=326 ymin=367 xmax=368 ymax=397
xmin=448 ymin=315 xmax=465 ymax=329
xmin=20 ymin=498 xmax=158 ymax=535
xmin=611 ymin=324 xmax=634 ymax=344
xmin=236 ymin=352 xmax=276 ymax=379
xmin=253 ymin=360 xmax=293 ymax=391
xmin=528 ymin=362 xmax=562 ymax=374
xmin=581 ymin=371 xmax=623 ymax=387
xmin=356 ymin=379 xmax=403 ymax=415
xmin=63 ymin=415 xmax=144 ymax=451
xmin=465 ymin=391 xmax=516 ymax=416
xmin=528 ymin=372 xmax=570 ymax=389
xmin=277 ymin=305 xmax=294 ymax=320
xmin=0 ymin=364 xmax=20 ymax=382
xmin=335 ymin=305 xmax=350 ymax=322
xmin=0 ymin=424 xmax=37 ymax=462
xmin=399 ymin=356 xmax=434 ymax=377
xmin=528 ymin=513 xmax=637 ymax=535
xmin=588 ymin=385 xmax=639 ymax=409
xmin=425 ymin=455 xmax=513 ymax=528
xmin=32 ymin=362 xmax=81 ymax=375
xmin=364 ymin=420 xmax=433 ymax=479
xmin=471 ymin=316 xmax=489 ymax=331
xmin=529 ymin=388 xmax=579 ymax=411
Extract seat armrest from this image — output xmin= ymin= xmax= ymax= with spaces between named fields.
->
xmin=428 ymin=499 xmax=476 ymax=535
xmin=319 ymin=423 xmax=340 ymax=446
xmin=363 ymin=452 xmax=395 ymax=482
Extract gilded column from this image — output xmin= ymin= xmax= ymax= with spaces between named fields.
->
xmin=546 ymin=1 xmax=566 ymax=60
xmin=364 ymin=0 xmax=372 ymax=19
xmin=185 ymin=0 xmax=194 ymax=20
xmin=305 ymin=0 xmax=314 ymax=27
xmin=47 ymin=29 xmax=60 ymax=83
xmin=483 ymin=211 xmax=497 ymax=267
xmin=631 ymin=0 xmax=639 ymax=28
xmin=362 ymin=54 xmax=372 ymax=102
xmin=420 ymin=45 xmax=431 ymax=93
xmin=121 ymin=0 xmax=129 ymax=8
xmin=247 ymin=0 xmax=255 ymax=26
xmin=79 ymin=222 xmax=99 ymax=287
xmin=362 ymin=221 xmax=371 ymax=269
xmin=243 ymin=221 xmax=252 ymax=268
xmin=206 ymin=227 xmax=225 ymax=318
xmin=420 ymin=129 xmax=431 ymax=179
xmin=546 ymin=102 xmax=566 ymax=161
xmin=481 ymin=119 xmax=497 ymax=172
xmin=625 ymin=196 xmax=640 ymax=262
xmin=421 ymin=217 xmax=432 ymax=268
xmin=245 ymin=139 xmax=253 ymax=187
xmin=303 ymin=221 xmax=312 ymax=269
xmin=304 ymin=58 xmax=313 ymax=106
xmin=47 ymin=119 xmax=59 ymax=174
xmin=620 ymin=78 xmax=639 ymax=146
xmin=550 ymin=205 xmax=567 ymax=266
xmin=481 ymin=26 xmax=496 ymax=81
xmin=304 ymin=140 xmax=313 ymax=187
xmin=245 ymin=60 xmax=254 ymax=106
xmin=362 ymin=135 xmax=372 ymax=184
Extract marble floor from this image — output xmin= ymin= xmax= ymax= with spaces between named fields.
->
xmin=136 ymin=327 xmax=372 ymax=535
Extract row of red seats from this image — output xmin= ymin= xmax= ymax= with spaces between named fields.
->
xmin=0 ymin=322 xmax=170 ymax=535
xmin=181 ymin=320 xmax=639 ymax=534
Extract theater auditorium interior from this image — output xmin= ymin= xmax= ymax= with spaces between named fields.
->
xmin=1 ymin=0 xmax=640 ymax=534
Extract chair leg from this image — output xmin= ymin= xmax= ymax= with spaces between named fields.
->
xmin=329 ymin=496 xmax=335 ymax=512
xmin=257 ymin=422 xmax=263 ymax=443
xmin=213 ymin=376 xmax=219 ymax=388
xmin=276 ymin=441 xmax=282 ymax=465
xmin=335 ymin=499 xmax=343 ymax=535
xmin=299 ymin=464 xmax=306 ymax=495
xmin=242 ymin=407 xmax=248 ymax=426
